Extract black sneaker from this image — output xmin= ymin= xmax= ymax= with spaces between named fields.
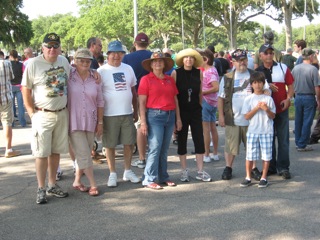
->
xmin=240 ymin=179 xmax=251 ymax=187
xmin=258 ymin=179 xmax=269 ymax=188
xmin=46 ymin=184 xmax=69 ymax=198
xmin=36 ymin=188 xmax=47 ymax=204
xmin=251 ymin=167 xmax=261 ymax=181
xmin=221 ymin=167 xmax=232 ymax=180
xmin=279 ymin=170 xmax=291 ymax=179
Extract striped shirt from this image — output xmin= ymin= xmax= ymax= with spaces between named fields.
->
xmin=0 ymin=60 xmax=14 ymax=105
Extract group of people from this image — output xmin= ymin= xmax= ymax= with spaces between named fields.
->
xmin=1 ymin=30 xmax=319 ymax=204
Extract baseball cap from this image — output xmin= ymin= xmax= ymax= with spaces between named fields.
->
xmin=301 ymin=48 xmax=315 ymax=57
xmin=259 ymin=44 xmax=274 ymax=53
xmin=135 ymin=33 xmax=149 ymax=43
xmin=107 ymin=40 xmax=126 ymax=53
xmin=231 ymin=49 xmax=247 ymax=60
xmin=43 ymin=33 xmax=60 ymax=44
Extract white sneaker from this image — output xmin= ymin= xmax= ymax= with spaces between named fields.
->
xmin=210 ymin=154 xmax=219 ymax=161
xmin=108 ymin=173 xmax=118 ymax=187
xmin=203 ymin=155 xmax=212 ymax=163
xmin=123 ymin=169 xmax=140 ymax=183
xmin=196 ymin=170 xmax=212 ymax=182
xmin=180 ymin=169 xmax=189 ymax=182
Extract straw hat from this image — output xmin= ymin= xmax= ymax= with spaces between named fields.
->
xmin=142 ymin=52 xmax=174 ymax=72
xmin=175 ymin=48 xmax=203 ymax=68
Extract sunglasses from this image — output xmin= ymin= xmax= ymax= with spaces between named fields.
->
xmin=43 ymin=44 xmax=60 ymax=49
xmin=263 ymin=52 xmax=274 ymax=55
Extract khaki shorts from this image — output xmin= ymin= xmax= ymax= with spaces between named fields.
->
xmin=31 ymin=109 xmax=68 ymax=158
xmin=225 ymin=125 xmax=248 ymax=156
xmin=69 ymin=131 xmax=94 ymax=169
xmin=0 ymin=101 xmax=13 ymax=126
xmin=102 ymin=114 xmax=136 ymax=148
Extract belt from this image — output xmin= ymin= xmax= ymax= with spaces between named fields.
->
xmin=35 ymin=107 xmax=66 ymax=112
xmin=296 ymin=93 xmax=315 ymax=96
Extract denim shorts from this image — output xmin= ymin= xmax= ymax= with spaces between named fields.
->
xmin=202 ymin=99 xmax=217 ymax=122
xmin=246 ymin=133 xmax=273 ymax=161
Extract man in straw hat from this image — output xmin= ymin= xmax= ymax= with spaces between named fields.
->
xmin=172 ymin=48 xmax=212 ymax=182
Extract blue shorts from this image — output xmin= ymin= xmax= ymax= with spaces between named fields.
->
xmin=202 ymin=99 xmax=217 ymax=122
xmin=246 ymin=133 xmax=273 ymax=161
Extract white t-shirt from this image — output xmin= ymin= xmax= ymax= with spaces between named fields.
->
xmin=218 ymin=70 xmax=270 ymax=126
xmin=98 ymin=63 xmax=137 ymax=116
xmin=241 ymin=94 xmax=276 ymax=134
xmin=21 ymin=55 xmax=70 ymax=110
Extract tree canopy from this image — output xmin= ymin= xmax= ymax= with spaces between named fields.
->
xmin=0 ymin=0 xmax=33 ymax=47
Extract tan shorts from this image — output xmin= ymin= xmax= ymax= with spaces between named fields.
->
xmin=31 ymin=109 xmax=68 ymax=158
xmin=0 ymin=101 xmax=13 ymax=126
xmin=69 ymin=131 xmax=94 ymax=169
xmin=102 ymin=114 xmax=136 ymax=148
xmin=225 ymin=125 xmax=248 ymax=156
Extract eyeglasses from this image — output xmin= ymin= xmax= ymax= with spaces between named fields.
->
xmin=43 ymin=44 xmax=60 ymax=49
xmin=263 ymin=52 xmax=274 ymax=55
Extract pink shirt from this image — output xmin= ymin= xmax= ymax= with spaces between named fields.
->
xmin=68 ymin=68 xmax=104 ymax=133
xmin=202 ymin=66 xmax=219 ymax=107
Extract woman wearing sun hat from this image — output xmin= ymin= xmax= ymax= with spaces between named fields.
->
xmin=68 ymin=48 xmax=104 ymax=196
xmin=139 ymin=52 xmax=182 ymax=190
xmin=171 ymin=48 xmax=212 ymax=182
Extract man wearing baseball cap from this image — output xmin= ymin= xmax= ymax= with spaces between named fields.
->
xmin=218 ymin=49 xmax=267 ymax=181
xmin=253 ymin=31 xmax=282 ymax=69
xmin=281 ymin=48 xmax=297 ymax=71
xmin=122 ymin=32 xmax=152 ymax=169
xmin=255 ymin=43 xmax=294 ymax=179
xmin=22 ymin=32 xmax=70 ymax=204
xmin=98 ymin=40 xmax=140 ymax=188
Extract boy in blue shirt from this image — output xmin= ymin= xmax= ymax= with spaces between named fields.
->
xmin=240 ymin=72 xmax=276 ymax=188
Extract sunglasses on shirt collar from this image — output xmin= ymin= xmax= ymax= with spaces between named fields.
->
xmin=43 ymin=43 xmax=60 ymax=49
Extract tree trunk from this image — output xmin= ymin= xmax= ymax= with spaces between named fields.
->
xmin=282 ymin=1 xmax=293 ymax=50
xmin=161 ymin=33 xmax=170 ymax=48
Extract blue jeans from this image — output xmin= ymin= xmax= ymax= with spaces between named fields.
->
xmin=142 ymin=109 xmax=175 ymax=185
xmin=294 ymin=95 xmax=317 ymax=148
xmin=12 ymin=85 xmax=26 ymax=127
xmin=270 ymin=109 xmax=290 ymax=172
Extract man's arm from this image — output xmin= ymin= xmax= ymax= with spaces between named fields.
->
xmin=131 ymin=87 xmax=138 ymax=123
xmin=21 ymin=86 xmax=34 ymax=118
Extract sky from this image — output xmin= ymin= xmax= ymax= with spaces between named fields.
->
xmin=20 ymin=0 xmax=319 ymax=33
xmin=20 ymin=0 xmax=79 ymax=20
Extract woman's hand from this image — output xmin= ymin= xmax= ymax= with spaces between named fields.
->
xmin=140 ymin=123 xmax=148 ymax=136
xmin=176 ymin=120 xmax=182 ymax=131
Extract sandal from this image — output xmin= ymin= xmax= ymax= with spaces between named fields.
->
xmin=73 ymin=184 xmax=89 ymax=192
xmin=163 ymin=181 xmax=176 ymax=187
xmin=145 ymin=183 xmax=163 ymax=190
xmin=88 ymin=187 xmax=99 ymax=196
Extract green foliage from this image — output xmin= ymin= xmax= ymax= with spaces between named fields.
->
xmin=0 ymin=0 xmax=33 ymax=47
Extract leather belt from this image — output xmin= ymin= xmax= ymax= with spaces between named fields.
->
xmin=35 ymin=107 xmax=66 ymax=112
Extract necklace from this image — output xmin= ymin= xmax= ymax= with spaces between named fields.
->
xmin=183 ymin=68 xmax=193 ymax=102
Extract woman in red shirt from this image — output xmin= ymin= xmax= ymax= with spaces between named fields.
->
xmin=139 ymin=52 xmax=182 ymax=190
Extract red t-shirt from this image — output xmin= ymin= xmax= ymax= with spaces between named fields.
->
xmin=138 ymin=72 xmax=178 ymax=110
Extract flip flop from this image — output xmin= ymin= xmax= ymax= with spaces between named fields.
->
xmin=145 ymin=183 xmax=163 ymax=190
xmin=73 ymin=184 xmax=89 ymax=192
xmin=88 ymin=187 xmax=99 ymax=196
xmin=163 ymin=181 xmax=176 ymax=187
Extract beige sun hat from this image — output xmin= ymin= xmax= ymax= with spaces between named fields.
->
xmin=142 ymin=52 xmax=174 ymax=73
xmin=74 ymin=48 xmax=93 ymax=59
xmin=175 ymin=48 xmax=203 ymax=68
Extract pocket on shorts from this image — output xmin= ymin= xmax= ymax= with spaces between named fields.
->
xmin=32 ymin=128 xmax=39 ymax=152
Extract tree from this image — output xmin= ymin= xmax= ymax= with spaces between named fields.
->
xmin=0 ymin=0 xmax=33 ymax=47
xmin=270 ymin=0 xmax=320 ymax=49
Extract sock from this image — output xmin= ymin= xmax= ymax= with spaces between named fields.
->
xmin=261 ymin=178 xmax=267 ymax=181
xmin=6 ymin=148 xmax=13 ymax=153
